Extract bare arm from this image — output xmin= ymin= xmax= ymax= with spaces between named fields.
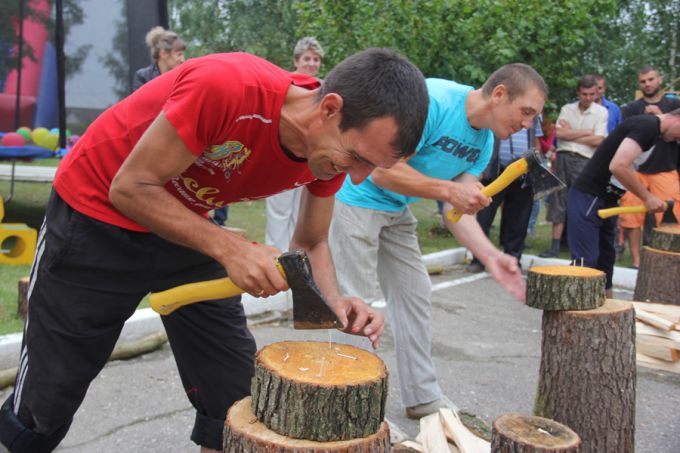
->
xmin=556 ymin=119 xmax=605 ymax=147
xmin=109 ymin=112 xmax=287 ymax=296
xmin=371 ymin=161 xmax=490 ymax=214
xmin=290 ymin=190 xmax=384 ymax=347
xmin=442 ymin=203 xmax=525 ymax=301
xmin=609 ymin=138 xmax=665 ymax=212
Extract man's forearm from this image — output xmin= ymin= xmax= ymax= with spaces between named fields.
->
xmin=573 ymin=135 xmax=604 ymax=148
xmin=444 ymin=211 xmax=501 ymax=264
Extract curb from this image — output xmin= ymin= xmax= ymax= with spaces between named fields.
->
xmin=0 ymin=248 xmax=638 ymax=370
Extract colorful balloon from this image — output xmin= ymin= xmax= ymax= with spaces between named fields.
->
xmin=49 ymin=128 xmax=72 ymax=138
xmin=41 ymin=133 xmax=60 ymax=150
xmin=31 ymin=127 xmax=49 ymax=145
xmin=1 ymin=132 xmax=26 ymax=147
xmin=16 ymin=127 xmax=32 ymax=141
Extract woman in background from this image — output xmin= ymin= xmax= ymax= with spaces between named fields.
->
xmin=132 ymin=26 xmax=186 ymax=91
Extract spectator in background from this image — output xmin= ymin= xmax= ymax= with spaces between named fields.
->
xmin=527 ymin=113 xmax=557 ymax=235
xmin=593 ymin=73 xmax=622 ymax=133
xmin=264 ymin=37 xmax=324 ymax=250
xmin=132 ymin=26 xmax=186 ymax=91
xmin=467 ymin=116 xmax=543 ymax=272
xmin=619 ymin=66 xmax=680 ymax=267
xmin=539 ymin=75 xmax=608 ymax=258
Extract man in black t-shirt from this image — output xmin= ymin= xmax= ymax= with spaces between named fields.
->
xmin=568 ymin=109 xmax=680 ymax=296
xmin=620 ymin=66 xmax=680 ymax=267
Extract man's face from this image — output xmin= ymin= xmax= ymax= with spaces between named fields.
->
xmin=638 ymin=70 xmax=663 ymax=98
xmin=307 ymin=116 xmax=401 ymax=185
xmin=294 ymin=51 xmax=322 ymax=77
xmin=577 ymin=86 xmax=598 ymax=110
xmin=491 ymin=86 xmax=545 ymax=140
xmin=595 ymin=79 xmax=606 ymax=102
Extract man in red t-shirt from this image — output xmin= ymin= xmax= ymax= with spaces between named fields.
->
xmin=0 ymin=49 xmax=429 ymax=453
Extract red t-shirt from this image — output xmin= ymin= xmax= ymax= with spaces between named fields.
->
xmin=54 ymin=53 xmax=344 ymax=232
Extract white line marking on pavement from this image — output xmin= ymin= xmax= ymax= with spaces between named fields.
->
xmin=370 ymin=272 xmax=490 ymax=308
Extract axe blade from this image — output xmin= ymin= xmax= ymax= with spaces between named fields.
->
xmin=524 ymin=149 xmax=566 ymax=200
xmin=278 ymin=250 xmax=342 ymax=330
xmin=661 ymin=200 xmax=677 ymax=224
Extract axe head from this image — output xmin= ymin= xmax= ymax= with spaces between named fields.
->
xmin=278 ymin=250 xmax=342 ymax=330
xmin=523 ymin=148 xmax=566 ymax=200
xmin=661 ymin=199 xmax=677 ymax=224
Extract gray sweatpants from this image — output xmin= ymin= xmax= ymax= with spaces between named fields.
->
xmin=329 ymin=200 xmax=442 ymax=407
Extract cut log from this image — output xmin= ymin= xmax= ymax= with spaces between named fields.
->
xmin=17 ymin=276 xmax=29 ymax=319
xmin=490 ymin=413 xmax=580 ymax=453
xmin=439 ymin=409 xmax=490 ymax=453
xmin=223 ymin=397 xmax=390 ymax=453
xmin=634 ymin=246 xmax=680 ymax=305
xmin=251 ymin=341 xmax=388 ymax=442
xmin=635 ymin=308 xmax=675 ymax=331
xmin=636 ymin=353 xmax=680 ymax=374
xmin=526 ymin=265 xmax=605 ymax=311
xmin=534 ymin=299 xmax=635 ymax=453
xmin=631 ymin=301 xmax=680 ymax=323
xmin=649 ymin=224 xmax=680 ymax=253
xmin=636 ymin=338 xmax=678 ymax=362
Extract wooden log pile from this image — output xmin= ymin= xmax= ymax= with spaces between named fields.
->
xmin=633 ymin=301 xmax=680 ymax=374
xmin=224 ymin=341 xmax=391 ymax=452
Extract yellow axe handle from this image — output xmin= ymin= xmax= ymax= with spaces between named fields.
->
xmin=447 ymin=158 xmax=529 ymax=223
xmin=149 ymin=262 xmax=285 ymax=315
xmin=597 ymin=203 xmax=663 ymax=219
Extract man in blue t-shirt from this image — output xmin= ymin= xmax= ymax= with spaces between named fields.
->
xmin=329 ymin=64 xmax=547 ymax=419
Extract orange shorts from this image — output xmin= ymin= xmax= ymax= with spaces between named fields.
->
xmin=619 ymin=171 xmax=680 ymax=228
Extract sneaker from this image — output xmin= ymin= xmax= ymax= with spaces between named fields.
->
xmin=405 ymin=396 xmax=459 ymax=420
xmin=538 ymin=250 xmax=558 ymax=258
xmin=465 ymin=260 xmax=485 ymax=273
xmin=385 ymin=417 xmax=410 ymax=444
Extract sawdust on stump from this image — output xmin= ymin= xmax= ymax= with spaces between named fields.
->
xmin=526 ymin=265 xmax=605 ymax=311
xmin=251 ymin=341 xmax=388 ymax=442
xmin=224 ymin=397 xmax=390 ymax=453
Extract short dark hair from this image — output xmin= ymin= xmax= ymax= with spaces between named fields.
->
xmin=637 ymin=65 xmax=658 ymax=76
xmin=577 ymin=74 xmax=598 ymax=90
xmin=321 ymin=48 xmax=428 ymax=158
xmin=592 ymin=73 xmax=605 ymax=82
xmin=481 ymin=63 xmax=548 ymax=101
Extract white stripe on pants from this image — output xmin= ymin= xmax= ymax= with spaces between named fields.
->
xmin=329 ymin=200 xmax=442 ymax=407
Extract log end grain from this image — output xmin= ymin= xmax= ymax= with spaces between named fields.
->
xmin=491 ymin=413 xmax=581 ymax=452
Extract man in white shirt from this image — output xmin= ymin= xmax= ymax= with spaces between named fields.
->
xmin=540 ymin=74 xmax=609 ymax=257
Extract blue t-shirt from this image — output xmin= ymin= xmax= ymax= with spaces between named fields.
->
xmin=336 ymin=78 xmax=493 ymax=212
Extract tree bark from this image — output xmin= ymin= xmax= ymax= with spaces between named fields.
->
xmin=534 ymin=299 xmax=635 ymax=453
xmin=490 ymin=413 xmax=580 ymax=453
xmin=649 ymin=225 xmax=680 ymax=253
xmin=17 ymin=276 xmax=29 ymax=319
xmin=526 ymin=266 xmax=605 ymax=311
xmin=251 ymin=341 xmax=388 ymax=442
xmin=634 ymin=246 xmax=680 ymax=305
xmin=224 ymin=397 xmax=390 ymax=453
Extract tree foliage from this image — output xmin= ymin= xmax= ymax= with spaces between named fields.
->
xmin=0 ymin=0 xmax=91 ymax=87
xmin=172 ymin=0 xmax=677 ymax=110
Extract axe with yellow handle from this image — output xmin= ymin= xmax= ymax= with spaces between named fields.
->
xmin=447 ymin=149 xmax=565 ymax=223
xmin=149 ymin=250 xmax=341 ymax=329
xmin=598 ymin=200 xmax=674 ymax=219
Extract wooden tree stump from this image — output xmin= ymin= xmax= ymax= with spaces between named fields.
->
xmin=534 ymin=299 xmax=635 ymax=453
xmin=224 ymin=397 xmax=390 ymax=453
xmin=649 ymin=224 xmax=680 ymax=253
xmin=17 ymin=276 xmax=29 ymax=319
xmin=490 ymin=413 xmax=580 ymax=453
xmin=251 ymin=341 xmax=388 ymax=442
xmin=526 ymin=266 xmax=605 ymax=311
xmin=634 ymin=245 xmax=680 ymax=305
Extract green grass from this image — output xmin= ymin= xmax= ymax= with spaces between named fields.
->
xmin=0 ymin=162 xmax=634 ymax=335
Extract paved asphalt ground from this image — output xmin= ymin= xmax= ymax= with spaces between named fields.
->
xmin=1 ymin=265 xmax=678 ymax=452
